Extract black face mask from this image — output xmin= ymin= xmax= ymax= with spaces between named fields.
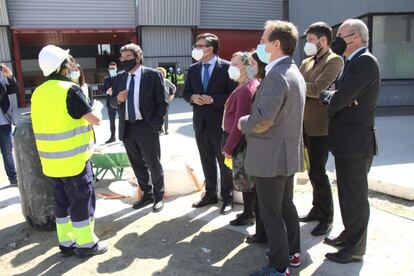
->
xmin=331 ymin=37 xmax=347 ymax=56
xmin=121 ymin=59 xmax=137 ymax=72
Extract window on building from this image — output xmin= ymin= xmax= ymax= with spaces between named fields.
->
xmin=372 ymin=14 xmax=414 ymax=79
xmin=98 ymin=44 xmax=112 ymax=55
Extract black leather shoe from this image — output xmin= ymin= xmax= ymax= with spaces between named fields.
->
xmin=230 ymin=214 xmax=254 ymax=226
xmin=325 ymin=250 xmax=363 ymax=264
xmin=324 ymin=235 xmax=346 ymax=247
xmin=105 ymin=137 xmax=115 ymax=143
xmin=132 ymin=196 xmax=154 ymax=210
xmin=245 ymin=234 xmax=267 ymax=244
xmin=311 ymin=222 xmax=332 ymax=236
xmin=152 ymin=199 xmax=164 ymax=212
xmin=220 ymin=201 xmax=233 ymax=214
xmin=192 ymin=195 xmax=218 ymax=208
xmin=299 ymin=211 xmax=320 ymax=222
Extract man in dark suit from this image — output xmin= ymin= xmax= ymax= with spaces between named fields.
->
xmin=183 ymin=33 xmax=237 ymax=214
xmin=320 ymin=18 xmax=380 ymax=264
xmin=239 ymin=20 xmax=305 ymax=276
xmin=103 ymin=62 xmax=118 ymax=143
xmin=299 ymin=22 xmax=344 ymax=236
xmin=110 ymin=43 xmax=168 ymax=212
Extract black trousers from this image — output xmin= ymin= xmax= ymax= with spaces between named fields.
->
xmin=123 ymin=120 xmax=165 ymax=201
xmin=307 ymin=135 xmax=333 ymax=223
xmin=252 ymin=185 xmax=266 ymax=239
xmin=108 ymin=105 xmax=117 ymax=138
xmin=335 ymin=156 xmax=373 ymax=256
xmin=195 ymin=126 xmax=233 ymax=202
xmin=256 ymin=175 xmax=300 ymax=271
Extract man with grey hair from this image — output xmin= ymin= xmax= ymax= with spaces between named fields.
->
xmin=320 ymin=18 xmax=380 ymax=264
xmin=110 ymin=43 xmax=168 ymax=212
xmin=239 ymin=20 xmax=305 ymax=276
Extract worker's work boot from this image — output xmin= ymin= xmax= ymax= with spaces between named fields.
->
xmin=74 ymin=241 xmax=108 ymax=258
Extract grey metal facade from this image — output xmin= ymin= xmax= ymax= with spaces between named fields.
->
xmin=0 ymin=27 xmax=12 ymax=69
xmin=0 ymin=0 xmax=9 ymax=26
xmin=141 ymin=26 xmax=192 ymax=70
xmin=199 ymin=0 xmax=283 ymax=29
xmin=137 ymin=0 xmax=200 ymax=26
xmin=0 ymin=0 xmax=12 ymax=69
xmin=290 ymin=0 xmax=414 ymax=33
xmin=289 ymin=0 xmax=414 ymax=106
xmin=7 ymin=0 xmax=136 ymax=28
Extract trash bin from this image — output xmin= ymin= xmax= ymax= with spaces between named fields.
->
xmin=13 ymin=112 xmax=55 ymax=230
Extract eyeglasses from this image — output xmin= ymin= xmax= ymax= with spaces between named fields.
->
xmin=119 ymin=57 xmax=135 ymax=62
xmin=337 ymin=32 xmax=355 ymax=39
xmin=194 ymin=44 xmax=210 ymax=49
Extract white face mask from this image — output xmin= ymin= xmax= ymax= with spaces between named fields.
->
xmin=192 ymin=48 xmax=204 ymax=61
xmin=70 ymin=70 xmax=81 ymax=81
xmin=108 ymin=68 xmax=117 ymax=77
xmin=303 ymin=42 xmax=318 ymax=56
xmin=228 ymin=65 xmax=241 ymax=81
xmin=247 ymin=65 xmax=258 ymax=80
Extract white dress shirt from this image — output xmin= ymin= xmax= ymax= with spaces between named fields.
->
xmin=265 ymin=55 xmax=290 ymax=76
xmin=125 ymin=66 xmax=143 ymax=121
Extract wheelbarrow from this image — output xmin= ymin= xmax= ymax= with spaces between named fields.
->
xmin=91 ymin=142 xmax=131 ymax=182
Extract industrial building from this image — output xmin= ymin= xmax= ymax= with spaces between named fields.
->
xmin=0 ymin=0 xmax=285 ymax=106
xmin=1 ymin=0 xmax=413 ymax=107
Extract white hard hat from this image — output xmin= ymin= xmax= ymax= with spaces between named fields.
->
xmin=38 ymin=45 xmax=70 ymax=76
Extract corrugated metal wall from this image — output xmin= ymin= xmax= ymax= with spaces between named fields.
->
xmin=197 ymin=29 xmax=262 ymax=61
xmin=0 ymin=0 xmax=9 ymax=25
xmin=141 ymin=27 xmax=192 ymax=69
xmin=200 ymin=0 xmax=284 ymax=30
xmin=7 ymin=0 xmax=136 ymax=28
xmin=137 ymin=0 xmax=200 ymax=26
xmin=0 ymin=27 xmax=12 ymax=69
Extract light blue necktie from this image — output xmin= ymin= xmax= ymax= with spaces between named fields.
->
xmin=202 ymin=63 xmax=211 ymax=92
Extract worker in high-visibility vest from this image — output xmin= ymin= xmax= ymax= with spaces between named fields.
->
xmin=176 ymin=67 xmax=185 ymax=97
xmin=31 ymin=45 xmax=107 ymax=258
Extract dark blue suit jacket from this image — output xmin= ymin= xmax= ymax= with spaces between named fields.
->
xmin=183 ymin=57 xmax=237 ymax=134
xmin=103 ymin=75 xmax=115 ymax=107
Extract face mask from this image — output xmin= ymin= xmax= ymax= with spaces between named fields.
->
xmin=228 ymin=65 xmax=241 ymax=81
xmin=121 ymin=59 xmax=137 ymax=71
xmin=192 ymin=48 xmax=204 ymax=61
xmin=247 ymin=65 xmax=258 ymax=80
xmin=256 ymin=44 xmax=270 ymax=64
xmin=303 ymin=42 xmax=318 ymax=56
xmin=69 ymin=70 xmax=80 ymax=81
xmin=331 ymin=37 xmax=347 ymax=56
xmin=109 ymin=69 xmax=117 ymax=77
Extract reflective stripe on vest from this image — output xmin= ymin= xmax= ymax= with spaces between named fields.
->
xmin=35 ymin=125 xmax=93 ymax=141
xmin=38 ymin=142 xmax=94 ymax=159
xmin=31 ymin=79 xmax=94 ymax=177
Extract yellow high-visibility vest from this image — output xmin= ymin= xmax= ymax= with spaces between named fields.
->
xmin=176 ymin=73 xmax=185 ymax=85
xmin=31 ymin=79 xmax=94 ymax=177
